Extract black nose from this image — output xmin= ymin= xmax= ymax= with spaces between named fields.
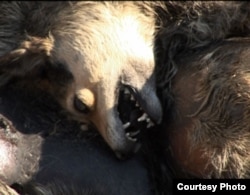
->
xmin=115 ymin=142 xmax=141 ymax=160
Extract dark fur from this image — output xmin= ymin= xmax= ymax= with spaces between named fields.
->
xmin=19 ymin=182 xmax=104 ymax=195
xmin=1 ymin=1 xmax=250 ymax=195
xmin=162 ymin=39 xmax=250 ymax=178
xmin=0 ymin=83 xmax=153 ymax=195
xmin=154 ymin=1 xmax=250 ymax=179
xmin=154 ymin=1 xmax=250 ymax=99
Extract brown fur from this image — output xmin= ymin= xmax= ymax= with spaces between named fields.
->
xmin=165 ymin=39 xmax=250 ymax=178
xmin=155 ymin=1 xmax=250 ymax=178
xmin=154 ymin=1 xmax=250 ymax=93
xmin=2 ymin=0 xmax=250 ymax=183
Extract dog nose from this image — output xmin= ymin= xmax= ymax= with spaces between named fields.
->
xmin=115 ymin=142 xmax=141 ymax=160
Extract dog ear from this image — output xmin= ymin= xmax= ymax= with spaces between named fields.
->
xmin=0 ymin=35 xmax=54 ymax=86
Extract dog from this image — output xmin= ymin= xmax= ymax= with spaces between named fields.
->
xmin=0 ymin=1 xmax=162 ymax=158
xmin=154 ymin=1 xmax=250 ymax=179
xmin=2 ymin=2 xmax=250 ymax=194
xmin=0 ymin=85 xmax=152 ymax=195
xmin=165 ymin=38 xmax=250 ymax=178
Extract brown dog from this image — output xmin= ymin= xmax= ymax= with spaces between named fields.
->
xmin=0 ymin=2 xmax=162 ymax=158
xmin=153 ymin=1 xmax=250 ymax=179
xmin=165 ymin=38 xmax=250 ymax=178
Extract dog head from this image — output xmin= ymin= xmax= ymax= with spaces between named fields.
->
xmin=49 ymin=2 xmax=162 ymax=158
xmin=0 ymin=2 xmax=162 ymax=158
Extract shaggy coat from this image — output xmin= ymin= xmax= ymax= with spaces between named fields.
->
xmin=154 ymin=1 xmax=250 ymax=179
xmin=2 ymin=1 xmax=250 ymax=194
xmin=166 ymin=38 xmax=250 ymax=178
xmin=0 ymin=1 xmax=162 ymax=157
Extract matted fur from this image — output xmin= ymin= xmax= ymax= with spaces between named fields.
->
xmin=166 ymin=39 xmax=250 ymax=178
xmin=154 ymin=1 xmax=250 ymax=179
xmin=154 ymin=1 xmax=250 ymax=97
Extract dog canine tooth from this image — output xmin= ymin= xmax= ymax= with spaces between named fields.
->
xmin=146 ymin=121 xmax=154 ymax=128
xmin=127 ymin=130 xmax=140 ymax=137
xmin=123 ymin=122 xmax=131 ymax=129
xmin=137 ymin=113 xmax=148 ymax=122
xmin=125 ymin=132 xmax=137 ymax=142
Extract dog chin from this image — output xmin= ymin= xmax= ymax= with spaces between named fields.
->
xmin=104 ymin=84 xmax=162 ymax=159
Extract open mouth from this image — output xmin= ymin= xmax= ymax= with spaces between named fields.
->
xmin=117 ymin=85 xmax=156 ymax=143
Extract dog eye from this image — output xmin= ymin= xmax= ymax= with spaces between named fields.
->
xmin=74 ymin=96 xmax=90 ymax=114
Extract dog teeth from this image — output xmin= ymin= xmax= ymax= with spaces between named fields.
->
xmin=123 ymin=122 xmax=131 ymax=129
xmin=119 ymin=86 xmax=156 ymax=132
xmin=146 ymin=121 xmax=154 ymax=128
xmin=137 ymin=113 xmax=148 ymax=122
xmin=127 ymin=137 xmax=137 ymax=142
xmin=126 ymin=132 xmax=138 ymax=142
xmin=127 ymin=130 xmax=140 ymax=137
xmin=137 ymin=112 xmax=155 ymax=128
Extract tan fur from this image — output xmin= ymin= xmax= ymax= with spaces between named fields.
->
xmin=0 ymin=2 xmax=162 ymax=155
xmin=3 ymin=0 xmax=250 ymax=181
xmin=0 ymin=35 xmax=54 ymax=85
xmin=0 ymin=181 xmax=18 ymax=195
